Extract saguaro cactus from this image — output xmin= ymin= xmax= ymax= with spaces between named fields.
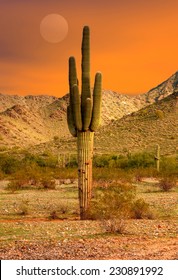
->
xmin=67 ymin=26 xmax=102 ymax=219
xmin=155 ymin=144 xmax=160 ymax=172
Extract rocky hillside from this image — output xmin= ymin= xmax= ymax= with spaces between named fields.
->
xmin=33 ymin=91 xmax=177 ymax=156
xmin=141 ymin=71 xmax=178 ymax=104
xmin=0 ymin=72 xmax=177 ymax=152
xmin=0 ymin=94 xmax=68 ymax=147
xmin=0 ymin=91 xmax=144 ymax=148
xmin=95 ymin=91 xmax=178 ymax=155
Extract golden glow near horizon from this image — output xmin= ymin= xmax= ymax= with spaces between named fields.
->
xmin=0 ymin=0 xmax=178 ymax=97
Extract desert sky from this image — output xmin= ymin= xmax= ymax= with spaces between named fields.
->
xmin=0 ymin=0 xmax=178 ymax=97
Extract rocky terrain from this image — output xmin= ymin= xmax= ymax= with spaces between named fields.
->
xmin=95 ymin=91 xmax=178 ymax=155
xmin=142 ymin=71 xmax=178 ymax=104
xmin=0 ymin=71 xmax=177 ymax=153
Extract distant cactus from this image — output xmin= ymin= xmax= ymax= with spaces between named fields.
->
xmin=155 ymin=144 xmax=160 ymax=172
xmin=67 ymin=26 xmax=102 ymax=219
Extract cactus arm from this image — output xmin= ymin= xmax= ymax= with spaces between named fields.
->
xmin=81 ymin=26 xmax=91 ymax=109
xmin=72 ymin=84 xmax=82 ymax=131
xmin=83 ymin=98 xmax=92 ymax=131
xmin=90 ymin=72 xmax=102 ymax=131
xmin=67 ymin=105 xmax=77 ymax=137
xmin=69 ymin=56 xmax=78 ymax=98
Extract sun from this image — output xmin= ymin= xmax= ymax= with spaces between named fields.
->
xmin=40 ymin=14 xmax=68 ymax=43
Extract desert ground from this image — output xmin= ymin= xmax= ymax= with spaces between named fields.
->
xmin=0 ymin=176 xmax=177 ymax=260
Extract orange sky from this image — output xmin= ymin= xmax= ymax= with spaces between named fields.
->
xmin=0 ymin=0 xmax=178 ymax=97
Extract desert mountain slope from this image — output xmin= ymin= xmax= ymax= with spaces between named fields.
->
xmin=0 ymin=72 xmax=177 ymax=151
xmin=0 ymin=93 xmax=58 ymax=113
xmin=141 ymin=71 xmax=178 ymax=104
xmin=0 ymin=90 xmax=144 ymax=148
xmin=94 ymin=91 xmax=178 ymax=155
xmin=0 ymin=95 xmax=69 ymax=147
xmin=32 ymin=91 xmax=178 ymax=156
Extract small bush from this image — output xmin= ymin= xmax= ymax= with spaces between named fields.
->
xmin=131 ymin=198 xmax=151 ymax=219
xmin=49 ymin=210 xmax=59 ymax=220
xmin=6 ymin=179 xmax=29 ymax=192
xmin=93 ymin=155 xmax=110 ymax=167
xmin=48 ymin=202 xmax=70 ymax=219
xmin=93 ymin=168 xmax=133 ymax=182
xmin=41 ymin=179 xmax=56 ymax=189
xmin=66 ymin=156 xmax=78 ymax=168
xmin=17 ymin=200 xmax=29 ymax=215
xmin=126 ymin=152 xmax=155 ymax=169
xmin=159 ymin=177 xmax=176 ymax=192
xmin=87 ymin=182 xmax=154 ymax=221
xmin=160 ymin=156 xmax=178 ymax=175
xmin=100 ymin=219 xmax=126 ymax=234
xmin=87 ymin=182 xmax=136 ymax=220
xmin=0 ymin=155 xmax=21 ymax=174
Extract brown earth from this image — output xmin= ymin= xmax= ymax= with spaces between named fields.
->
xmin=0 ymin=219 xmax=177 ymax=260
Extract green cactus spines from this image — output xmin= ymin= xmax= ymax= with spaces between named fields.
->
xmin=72 ymin=84 xmax=82 ymax=131
xmin=67 ymin=26 xmax=102 ymax=219
xmin=83 ymin=98 xmax=92 ymax=131
xmin=90 ymin=72 xmax=102 ymax=131
xmin=67 ymin=105 xmax=77 ymax=137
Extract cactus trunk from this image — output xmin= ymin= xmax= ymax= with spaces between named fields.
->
xmin=77 ymin=131 xmax=94 ymax=219
xmin=67 ymin=26 xmax=102 ymax=219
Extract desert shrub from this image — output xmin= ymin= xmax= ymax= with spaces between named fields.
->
xmin=66 ymin=156 xmax=78 ymax=168
xmin=160 ymin=156 xmax=178 ymax=175
xmin=108 ymin=159 xmax=117 ymax=168
xmin=87 ymin=182 xmax=136 ymax=220
xmin=6 ymin=161 xmax=57 ymax=190
xmin=40 ymin=178 xmax=56 ymax=189
xmin=0 ymin=155 xmax=21 ymax=174
xmin=17 ymin=200 xmax=29 ymax=215
xmin=22 ymin=152 xmax=58 ymax=169
xmin=87 ymin=181 xmax=154 ymax=220
xmin=126 ymin=152 xmax=155 ymax=169
xmin=133 ymin=167 xmax=158 ymax=182
xmin=6 ymin=175 xmax=31 ymax=191
xmin=36 ymin=155 xmax=58 ymax=168
xmin=93 ymin=152 xmax=155 ymax=170
xmin=100 ymin=218 xmax=126 ymax=234
xmin=93 ymin=155 xmax=110 ymax=167
xmin=54 ymin=167 xmax=77 ymax=179
xmin=49 ymin=210 xmax=59 ymax=220
xmin=159 ymin=177 xmax=176 ymax=192
xmin=131 ymin=198 xmax=151 ymax=219
xmin=48 ymin=202 xmax=70 ymax=219
xmin=116 ymin=156 xmax=129 ymax=169
xmin=93 ymin=168 xmax=133 ymax=182
xmin=6 ymin=180 xmax=25 ymax=192
xmin=155 ymin=109 xmax=164 ymax=119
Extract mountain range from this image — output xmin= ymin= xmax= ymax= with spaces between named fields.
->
xmin=0 ymin=71 xmax=177 ymax=155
